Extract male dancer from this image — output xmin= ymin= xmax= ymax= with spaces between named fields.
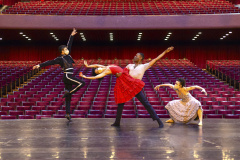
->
xmin=33 ymin=28 xmax=85 ymax=121
xmin=111 ymin=46 xmax=174 ymax=128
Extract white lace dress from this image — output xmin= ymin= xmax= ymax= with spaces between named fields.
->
xmin=165 ymin=89 xmax=202 ymax=123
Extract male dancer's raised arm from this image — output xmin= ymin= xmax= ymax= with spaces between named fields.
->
xmin=66 ymin=28 xmax=77 ymax=54
xmin=148 ymin=46 xmax=174 ymax=67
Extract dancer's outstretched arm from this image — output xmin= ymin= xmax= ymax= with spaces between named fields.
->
xmin=154 ymin=84 xmax=174 ymax=90
xmin=84 ymin=60 xmax=106 ymax=68
xmin=67 ymin=28 xmax=77 ymax=54
xmin=186 ymin=85 xmax=207 ymax=95
xmin=149 ymin=46 xmax=174 ymax=67
xmin=33 ymin=58 xmax=61 ymax=69
xmin=79 ymin=69 xmax=111 ymax=80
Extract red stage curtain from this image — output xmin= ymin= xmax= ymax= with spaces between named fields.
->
xmin=3 ymin=0 xmax=21 ymax=6
xmin=0 ymin=44 xmax=239 ymax=68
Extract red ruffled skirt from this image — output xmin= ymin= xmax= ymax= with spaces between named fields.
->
xmin=114 ymin=72 xmax=145 ymax=104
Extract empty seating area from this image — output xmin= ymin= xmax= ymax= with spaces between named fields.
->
xmin=2 ymin=0 xmax=240 ymax=16
xmin=0 ymin=61 xmax=40 ymax=97
xmin=207 ymin=60 xmax=240 ymax=90
xmin=0 ymin=59 xmax=240 ymax=120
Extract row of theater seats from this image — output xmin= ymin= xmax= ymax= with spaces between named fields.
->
xmin=0 ymin=59 xmax=240 ymax=120
xmin=207 ymin=60 xmax=240 ymax=90
xmin=0 ymin=61 xmax=40 ymax=97
xmin=2 ymin=0 xmax=240 ymax=15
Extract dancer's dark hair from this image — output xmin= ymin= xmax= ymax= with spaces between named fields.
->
xmin=177 ymin=78 xmax=186 ymax=87
xmin=58 ymin=45 xmax=67 ymax=53
xmin=138 ymin=53 xmax=145 ymax=60
xmin=92 ymin=68 xmax=104 ymax=81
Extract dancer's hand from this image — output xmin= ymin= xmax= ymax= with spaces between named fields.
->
xmin=33 ymin=65 xmax=40 ymax=70
xmin=201 ymin=89 xmax=207 ymax=96
xmin=71 ymin=28 xmax=77 ymax=36
xmin=84 ymin=60 xmax=89 ymax=67
xmin=165 ymin=46 xmax=174 ymax=53
xmin=79 ymin=72 xmax=85 ymax=78
xmin=154 ymin=85 xmax=161 ymax=91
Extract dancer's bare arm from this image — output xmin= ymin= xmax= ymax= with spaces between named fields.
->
xmin=186 ymin=85 xmax=207 ymax=95
xmin=80 ymin=68 xmax=111 ymax=79
xmin=154 ymin=84 xmax=174 ymax=90
xmin=84 ymin=60 xmax=106 ymax=68
xmin=149 ymin=46 xmax=174 ymax=67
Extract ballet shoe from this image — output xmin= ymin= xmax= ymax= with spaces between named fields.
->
xmin=157 ymin=119 xmax=164 ymax=128
xmin=65 ymin=114 xmax=71 ymax=121
xmin=111 ymin=123 xmax=120 ymax=127
xmin=165 ymin=119 xmax=174 ymax=123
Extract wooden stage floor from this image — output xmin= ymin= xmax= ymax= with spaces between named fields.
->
xmin=0 ymin=118 xmax=239 ymax=160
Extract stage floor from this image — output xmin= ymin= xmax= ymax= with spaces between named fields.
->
xmin=0 ymin=118 xmax=239 ymax=160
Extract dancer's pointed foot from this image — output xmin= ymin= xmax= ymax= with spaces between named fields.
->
xmin=111 ymin=123 xmax=120 ymax=127
xmin=165 ymin=119 xmax=174 ymax=123
xmin=62 ymin=90 xmax=70 ymax=98
xmin=65 ymin=114 xmax=71 ymax=121
xmin=156 ymin=119 xmax=164 ymax=128
xmin=198 ymin=122 xmax=203 ymax=126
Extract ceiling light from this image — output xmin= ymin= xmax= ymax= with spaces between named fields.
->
xmin=0 ymin=38 xmax=2 ymax=40
xmin=229 ymin=31 xmax=232 ymax=34
xmin=223 ymin=36 xmax=226 ymax=38
xmin=80 ymin=33 xmax=83 ymax=35
xmin=226 ymin=34 xmax=229 ymax=36
xmin=196 ymin=35 xmax=199 ymax=36
xmin=28 ymin=39 xmax=31 ymax=40
xmin=168 ymin=32 xmax=172 ymax=34
xmin=50 ymin=33 xmax=53 ymax=35
xmin=198 ymin=32 xmax=202 ymax=34
xmin=192 ymin=39 xmax=195 ymax=40
xmin=56 ymin=39 xmax=59 ymax=41
xmin=220 ymin=38 xmax=223 ymax=40
xmin=23 ymin=35 xmax=26 ymax=37
xmin=164 ymin=39 xmax=168 ymax=41
xmin=19 ymin=32 xmax=23 ymax=34
xmin=26 ymin=37 xmax=28 ymax=38
xmin=194 ymin=37 xmax=197 ymax=38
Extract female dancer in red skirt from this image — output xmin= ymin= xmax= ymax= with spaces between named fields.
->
xmin=79 ymin=61 xmax=164 ymax=128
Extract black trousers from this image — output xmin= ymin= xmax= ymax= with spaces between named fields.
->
xmin=63 ymin=73 xmax=85 ymax=114
xmin=114 ymin=90 xmax=160 ymax=124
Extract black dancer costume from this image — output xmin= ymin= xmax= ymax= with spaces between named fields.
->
xmin=38 ymin=34 xmax=85 ymax=120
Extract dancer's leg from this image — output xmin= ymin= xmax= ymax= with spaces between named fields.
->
xmin=111 ymin=103 xmax=124 ymax=126
xmin=135 ymin=91 xmax=164 ymax=128
xmin=63 ymin=75 xmax=85 ymax=98
xmin=65 ymin=83 xmax=72 ymax=120
xmin=197 ymin=109 xmax=203 ymax=126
